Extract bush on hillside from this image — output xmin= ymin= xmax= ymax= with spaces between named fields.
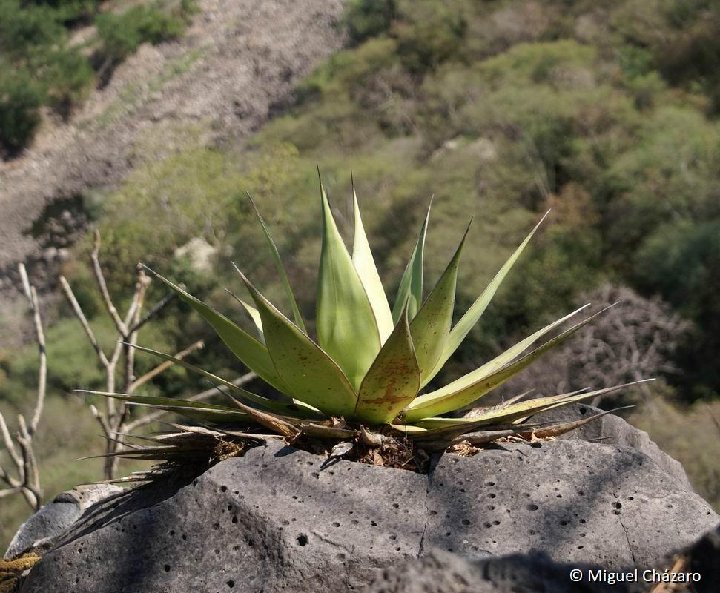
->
xmin=345 ymin=0 xmax=396 ymax=45
xmin=0 ymin=69 xmax=45 ymax=155
xmin=96 ymin=5 xmax=187 ymax=66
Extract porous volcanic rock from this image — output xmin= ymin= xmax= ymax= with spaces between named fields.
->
xmin=365 ymin=548 xmax=632 ymax=593
xmin=4 ymin=485 xmax=123 ymax=560
xmin=18 ymin=431 xmax=718 ymax=593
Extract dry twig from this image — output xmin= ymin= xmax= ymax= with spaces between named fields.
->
xmin=0 ymin=264 xmax=47 ymax=510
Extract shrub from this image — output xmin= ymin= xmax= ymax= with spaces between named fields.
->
xmin=0 ymin=69 xmax=45 ymax=154
xmin=43 ymin=48 xmax=95 ymax=118
xmin=96 ymin=5 xmax=186 ymax=64
xmin=344 ymin=0 xmax=396 ymax=45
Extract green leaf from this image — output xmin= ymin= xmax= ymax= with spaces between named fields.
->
xmin=143 ymin=266 xmax=288 ymax=394
xmin=351 ymin=181 xmax=394 ymax=344
xmin=424 ymin=211 xmax=549 ymax=384
xmin=392 ymin=199 xmax=432 ymax=322
xmin=225 ymin=289 xmax=264 ymax=342
xmin=80 ymin=390 xmax=250 ymax=423
xmin=413 ymin=382 xmax=649 ymax=430
xmin=316 ymin=176 xmax=381 ymax=390
xmin=247 ymin=195 xmax=306 ymax=332
xmin=131 ymin=344 xmax=322 ymax=418
xmin=237 ymin=267 xmax=359 ymax=417
xmin=354 ymin=307 xmax=420 ymax=424
xmin=403 ymin=305 xmax=606 ymax=421
xmin=410 ymin=223 xmax=470 ymax=385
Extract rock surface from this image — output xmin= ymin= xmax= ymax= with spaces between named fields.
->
xmin=4 ymin=485 xmax=123 ymax=560
xmin=18 ymin=431 xmax=718 ymax=593
xmin=365 ymin=549 xmax=628 ymax=593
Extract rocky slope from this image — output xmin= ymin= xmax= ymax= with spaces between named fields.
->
xmin=0 ymin=0 xmax=345 ymax=301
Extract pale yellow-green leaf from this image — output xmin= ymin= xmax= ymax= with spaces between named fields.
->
xmin=354 ymin=307 xmax=420 ymax=424
xmin=226 ymin=290 xmax=264 ymax=341
xmin=413 ymin=382 xmax=649 ymax=430
xmin=238 ymin=267 xmax=359 ymax=417
xmin=410 ymin=223 xmax=469 ymax=384
xmin=143 ymin=266 xmax=288 ymax=394
xmin=316 ymin=178 xmax=381 ymax=390
xmin=392 ymin=199 xmax=432 ymax=322
xmin=131 ymin=344 xmax=322 ymax=418
xmin=403 ymin=305 xmax=608 ymax=421
xmin=247 ymin=195 xmax=306 ymax=332
xmin=80 ymin=390 xmax=250 ymax=423
xmin=351 ymin=185 xmax=393 ymax=344
xmin=423 ymin=211 xmax=549 ymax=385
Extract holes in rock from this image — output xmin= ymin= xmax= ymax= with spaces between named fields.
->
xmin=370 ymin=521 xmax=378 ymax=527
xmin=530 ymin=442 xmax=542 ymax=448
xmin=227 ymin=580 xmax=235 ymax=588
xmin=213 ymin=522 xmax=220 ymax=530
xmin=297 ymin=534 xmax=309 ymax=546
xmin=232 ymin=515 xmax=238 ymax=524
xmin=488 ymin=493 xmax=496 ymax=499
xmin=527 ymin=504 xmax=539 ymax=511
xmin=560 ymin=520 xmax=569 ymax=527
xmin=182 ymin=534 xmax=187 ymax=541
xmin=164 ymin=565 xmax=171 ymax=573
xmin=220 ymin=486 xmax=228 ymax=493
xmin=493 ymin=520 xmax=500 ymax=526
xmin=332 ymin=522 xmax=341 ymax=528
xmin=461 ymin=519 xmax=470 ymax=526
xmin=392 ymin=503 xmax=399 ymax=509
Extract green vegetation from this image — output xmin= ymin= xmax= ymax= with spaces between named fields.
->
xmin=0 ymin=0 xmax=195 ymax=154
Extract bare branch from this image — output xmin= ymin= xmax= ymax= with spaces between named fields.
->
xmin=131 ymin=340 xmax=204 ymax=390
xmin=19 ymin=264 xmax=47 ymax=434
xmin=0 ymin=410 xmax=22 ymax=470
xmin=92 ymin=230 xmax=128 ymax=336
xmin=60 ymin=275 xmax=110 ymax=368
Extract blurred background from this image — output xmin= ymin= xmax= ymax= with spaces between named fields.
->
xmin=1 ymin=0 xmax=719 ymax=548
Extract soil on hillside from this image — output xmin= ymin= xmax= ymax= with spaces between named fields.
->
xmin=0 ymin=0 xmax=345 ymax=306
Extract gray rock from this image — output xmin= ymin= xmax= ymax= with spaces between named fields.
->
xmin=535 ymin=403 xmax=690 ymax=486
xmin=366 ymin=548 xmax=632 ymax=593
xmin=4 ymin=485 xmax=123 ymax=559
xmin=424 ymin=440 xmax=716 ymax=569
xmin=19 ymin=438 xmax=718 ymax=593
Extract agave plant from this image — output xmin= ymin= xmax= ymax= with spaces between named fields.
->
xmin=89 ymin=176 xmax=645 ymax=469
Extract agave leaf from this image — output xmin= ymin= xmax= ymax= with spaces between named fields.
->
xmin=392 ymin=199 xmax=432 ymax=322
xmin=354 ymin=307 xmax=420 ymax=424
xmin=130 ymin=344 xmax=322 ymax=418
xmin=403 ymin=306 xmax=608 ymax=421
xmin=226 ymin=288 xmax=264 ymax=341
xmin=410 ymin=223 xmax=470 ymax=384
xmin=351 ymin=181 xmax=394 ymax=344
xmin=79 ymin=390 xmax=251 ymax=423
xmin=247 ymin=195 xmax=306 ymax=332
xmin=237 ymin=267 xmax=359 ymax=417
xmin=316 ymin=177 xmax=381 ymax=390
xmin=424 ymin=211 xmax=549 ymax=384
xmin=142 ymin=266 xmax=289 ymax=394
xmin=413 ymin=382 xmax=648 ymax=430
